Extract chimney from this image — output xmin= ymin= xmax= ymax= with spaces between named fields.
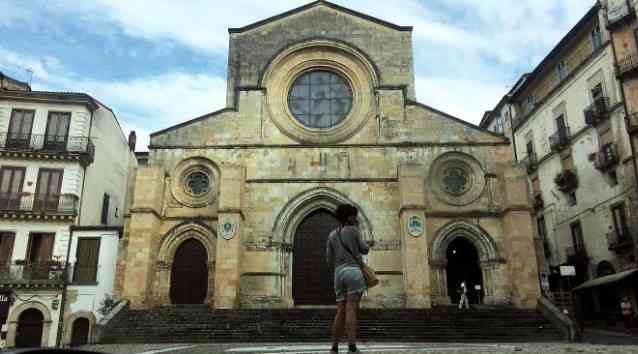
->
xmin=128 ymin=131 xmax=137 ymax=152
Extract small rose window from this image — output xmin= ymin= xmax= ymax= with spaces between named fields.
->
xmin=443 ymin=167 xmax=469 ymax=195
xmin=185 ymin=172 xmax=210 ymax=196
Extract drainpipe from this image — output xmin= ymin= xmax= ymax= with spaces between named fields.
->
xmin=507 ymin=103 xmax=518 ymax=161
xmin=608 ymin=14 xmax=638 ymax=262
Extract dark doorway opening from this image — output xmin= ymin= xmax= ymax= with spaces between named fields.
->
xmin=446 ymin=237 xmax=483 ymax=305
xmin=170 ymin=238 xmax=208 ymax=304
xmin=293 ymin=209 xmax=340 ymax=306
xmin=70 ymin=317 xmax=90 ymax=347
xmin=15 ymin=309 xmax=43 ymax=348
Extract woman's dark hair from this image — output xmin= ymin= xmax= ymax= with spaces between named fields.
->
xmin=335 ymin=204 xmax=358 ymax=224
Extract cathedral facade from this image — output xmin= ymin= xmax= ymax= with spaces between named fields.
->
xmin=115 ymin=1 xmax=541 ymax=310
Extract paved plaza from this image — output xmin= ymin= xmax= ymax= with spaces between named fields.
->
xmin=82 ymin=341 xmax=638 ymax=354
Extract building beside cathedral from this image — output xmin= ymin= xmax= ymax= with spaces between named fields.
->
xmin=116 ymin=0 xmax=541 ymax=310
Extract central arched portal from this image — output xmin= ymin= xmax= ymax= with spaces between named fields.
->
xmin=446 ymin=237 xmax=484 ymax=305
xmin=170 ymin=238 xmax=208 ymax=304
xmin=293 ymin=209 xmax=340 ymax=305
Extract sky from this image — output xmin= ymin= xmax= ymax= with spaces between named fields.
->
xmin=0 ymin=0 xmax=593 ymax=150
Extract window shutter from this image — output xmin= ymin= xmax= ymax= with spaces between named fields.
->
xmin=0 ymin=233 xmax=15 ymax=264
xmin=101 ymin=193 xmax=110 ymax=225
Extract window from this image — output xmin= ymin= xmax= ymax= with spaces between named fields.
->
xmin=288 ymin=70 xmax=353 ymax=128
xmin=591 ymin=25 xmax=602 ymax=50
xmin=591 ymin=83 xmax=603 ymax=101
xmin=0 ymin=232 xmax=15 ymax=265
xmin=73 ymin=238 xmax=100 ymax=283
xmin=570 ymin=221 xmax=585 ymax=254
xmin=612 ymin=204 xmax=629 ymax=241
xmin=34 ymin=169 xmax=63 ymax=211
xmin=556 ymin=61 xmax=568 ymax=81
xmin=101 ymin=193 xmax=110 ymax=225
xmin=0 ymin=167 xmax=25 ymax=210
xmin=44 ymin=112 xmax=71 ymax=150
xmin=568 ymin=192 xmax=577 ymax=206
xmin=609 ymin=171 xmax=618 ymax=186
xmin=494 ymin=116 xmax=504 ymax=134
xmin=7 ymin=109 xmax=34 ymax=148
xmin=525 ymin=96 xmax=536 ymax=113
xmin=537 ymin=216 xmax=550 ymax=258
xmin=555 ymin=114 xmax=569 ymax=140
xmin=185 ymin=172 xmax=209 ymax=196
xmin=26 ymin=233 xmax=54 ymax=279
xmin=526 ymin=140 xmax=535 ymax=157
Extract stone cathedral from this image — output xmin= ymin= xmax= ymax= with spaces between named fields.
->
xmin=115 ymin=1 xmax=541 ymax=310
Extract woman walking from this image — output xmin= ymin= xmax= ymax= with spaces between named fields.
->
xmin=326 ymin=204 xmax=374 ymax=354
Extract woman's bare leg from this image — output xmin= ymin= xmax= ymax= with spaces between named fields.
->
xmin=345 ymin=292 xmax=363 ymax=345
xmin=332 ymin=301 xmax=346 ymax=349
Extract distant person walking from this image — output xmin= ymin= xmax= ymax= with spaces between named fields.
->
xmin=326 ymin=204 xmax=374 ymax=354
xmin=621 ymin=297 xmax=633 ymax=330
xmin=458 ymin=281 xmax=469 ymax=310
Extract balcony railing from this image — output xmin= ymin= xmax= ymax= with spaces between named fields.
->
xmin=549 ymin=127 xmax=571 ymax=152
xmin=584 ymin=97 xmax=611 ymax=126
xmin=521 ymin=153 xmax=539 ymax=174
xmin=0 ymin=193 xmax=79 ymax=215
xmin=554 ymin=169 xmax=578 ymax=193
xmin=0 ymin=261 xmax=68 ymax=285
xmin=606 ymin=229 xmax=634 ymax=252
xmin=594 ymin=143 xmax=619 ymax=171
xmin=627 ymin=112 xmax=638 ymax=135
xmin=617 ymin=53 xmax=638 ymax=79
xmin=608 ymin=1 xmax=636 ymax=30
xmin=0 ymin=133 xmax=95 ymax=164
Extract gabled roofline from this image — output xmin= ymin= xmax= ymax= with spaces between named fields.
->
xmin=228 ymin=0 xmax=413 ymax=34
xmin=510 ymin=3 xmax=600 ymax=101
xmin=0 ymin=90 xmax=99 ymax=111
xmin=150 ymin=108 xmax=234 ymax=137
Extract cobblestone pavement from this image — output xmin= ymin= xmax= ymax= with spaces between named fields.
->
xmin=81 ymin=342 xmax=638 ymax=354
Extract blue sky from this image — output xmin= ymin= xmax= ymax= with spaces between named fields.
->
xmin=1 ymin=0 xmax=592 ymax=149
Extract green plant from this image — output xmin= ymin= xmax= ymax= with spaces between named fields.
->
xmin=98 ymin=294 xmax=118 ymax=316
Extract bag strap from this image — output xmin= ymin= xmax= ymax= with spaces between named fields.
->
xmin=336 ymin=227 xmax=363 ymax=268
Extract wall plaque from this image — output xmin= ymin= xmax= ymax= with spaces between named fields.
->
xmin=407 ymin=215 xmax=424 ymax=237
xmin=221 ymin=221 xmax=236 ymax=240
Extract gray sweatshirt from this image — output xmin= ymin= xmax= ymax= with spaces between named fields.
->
xmin=326 ymin=225 xmax=370 ymax=269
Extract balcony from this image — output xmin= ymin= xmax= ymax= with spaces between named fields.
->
xmin=594 ymin=143 xmax=620 ymax=171
xmin=617 ymin=53 xmax=638 ymax=79
xmin=533 ymin=193 xmax=544 ymax=210
xmin=627 ymin=112 xmax=638 ymax=135
xmin=584 ymin=97 xmax=611 ymax=126
xmin=607 ymin=1 xmax=636 ymax=30
xmin=0 ymin=261 xmax=68 ymax=288
xmin=0 ymin=133 xmax=95 ymax=166
xmin=606 ymin=229 xmax=634 ymax=252
xmin=554 ymin=169 xmax=578 ymax=193
xmin=521 ymin=153 xmax=539 ymax=174
xmin=549 ymin=127 xmax=571 ymax=152
xmin=0 ymin=193 xmax=79 ymax=222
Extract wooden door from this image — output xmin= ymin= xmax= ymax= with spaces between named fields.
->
xmin=70 ymin=317 xmax=90 ymax=347
xmin=170 ymin=239 xmax=208 ymax=304
xmin=293 ymin=209 xmax=340 ymax=305
xmin=34 ymin=169 xmax=63 ymax=211
xmin=7 ymin=109 xmax=34 ymax=148
xmin=0 ymin=167 xmax=25 ymax=210
xmin=44 ymin=112 xmax=70 ymax=150
xmin=26 ymin=233 xmax=54 ymax=280
xmin=74 ymin=238 xmax=100 ymax=283
xmin=15 ymin=309 xmax=43 ymax=348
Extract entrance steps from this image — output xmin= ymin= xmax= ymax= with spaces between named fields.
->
xmin=100 ymin=305 xmax=565 ymax=343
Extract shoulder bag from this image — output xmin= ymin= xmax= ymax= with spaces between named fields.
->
xmin=336 ymin=228 xmax=379 ymax=288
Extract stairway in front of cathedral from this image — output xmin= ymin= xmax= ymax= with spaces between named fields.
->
xmin=100 ymin=305 xmax=565 ymax=343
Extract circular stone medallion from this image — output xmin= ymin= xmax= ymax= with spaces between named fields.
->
xmin=429 ymin=152 xmax=486 ymax=206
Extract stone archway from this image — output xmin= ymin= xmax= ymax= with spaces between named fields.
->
xmin=154 ymin=222 xmax=217 ymax=306
xmin=6 ymin=302 xmax=53 ymax=348
xmin=430 ymin=221 xmax=507 ymax=305
xmin=63 ymin=311 xmax=97 ymax=347
xmin=272 ymin=187 xmax=374 ymax=307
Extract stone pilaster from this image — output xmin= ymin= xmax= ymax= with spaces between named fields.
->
xmin=398 ymin=164 xmax=431 ymax=308
xmin=214 ymin=165 xmax=245 ymax=309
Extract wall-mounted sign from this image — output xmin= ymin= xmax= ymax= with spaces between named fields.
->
xmin=407 ymin=215 xmax=424 ymax=237
xmin=221 ymin=221 xmax=236 ymax=240
xmin=559 ymin=266 xmax=576 ymax=276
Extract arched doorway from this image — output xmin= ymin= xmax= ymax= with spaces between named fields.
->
xmin=70 ymin=318 xmax=90 ymax=347
xmin=446 ymin=237 xmax=483 ymax=305
xmin=293 ymin=209 xmax=340 ymax=305
xmin=170 ymin=238 xmax=208 ymax=304
xmin=15 ymin=309 xmax=43 ymax=347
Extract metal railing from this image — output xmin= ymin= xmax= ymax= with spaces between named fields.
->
xmin=70 ymin=263 xmax=100 ymax=284
xmin=584 ymin=97 xmax=610 ymax=126
xmin=617 ymin=53 xmax=638 ymax=78
xmin=521 ymin=153 xmax=539 ymax=174
xmin=627 ymin=112 xmax=638 ymax=134
xmin=594 ymin=143 xmax=619 ymax=171
xmin=608 ymin=1 xmax=636 ymax=29
xmin=606 ymin=229 xmax=634 ymax=251
xmin=0 ymin=133 xmax=95 ymax=157
xmin=0 ymin=193 xmax=79 ymax=215
xmin=549 ymin=127 xmax=571 ymax=151
xmin=0 ymin=261 xmax=68 ymax=284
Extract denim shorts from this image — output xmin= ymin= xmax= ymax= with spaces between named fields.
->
xmin=334 ymin=265 xmax=366 ymax=303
